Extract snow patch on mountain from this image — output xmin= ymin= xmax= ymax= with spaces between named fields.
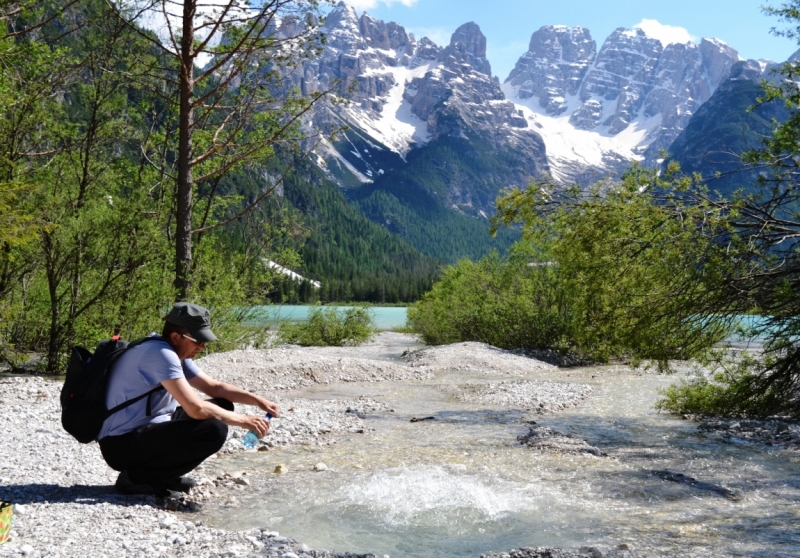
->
xmin=340 ymin=60 xmax=435 ymax=157
xmin=503 ymin=82 xmax=660 ymax=182
xmin=315 ymin=135 xmax=374 ymax=183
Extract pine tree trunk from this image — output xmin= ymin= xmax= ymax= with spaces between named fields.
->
xmin=174 ymin=0 xmax=196 ymax=301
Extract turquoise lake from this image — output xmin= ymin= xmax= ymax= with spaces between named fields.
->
xmin=250 ymin=305 xmax=408 ymax=331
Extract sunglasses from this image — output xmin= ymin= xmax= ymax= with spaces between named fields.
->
xmin=181 ymin=333 xmax=206 ymax=346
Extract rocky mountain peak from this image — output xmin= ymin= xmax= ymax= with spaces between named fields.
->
xmin=323 ymin=2 xmax=364 ymax=51
xmin=308 ymin=10 xmax=546 ymax=212
xmin=505 ymin=25 xmax=596 ymax=114
xmin=530 ymin=25 xmax=596 ymax=61
xmin=503 ymin=22 xmax=744 ymax=183
xmin=325 ymin=2 xmax=359 ymax=32
xmin=438 ymin=22 xmax=492 ymax=76
xmin=359 ymin=12 xmax=408 ymax=50
xmin=698 ymin=38 xmax=739 ymax=85
xmin=729 ymin=59 xmax=770 ymax=81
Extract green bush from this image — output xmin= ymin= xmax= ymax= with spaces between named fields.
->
xmin=410 ymin=168 xmax=733 ymax=367
xmin=278 ymin=306 xmax=375 ymax=346
xmin=408 ymin=251 xmax=573 ymax=352
xmin=657 ymin=351 xmax=792 ymax=417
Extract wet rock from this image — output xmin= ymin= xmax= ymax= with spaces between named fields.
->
xmin=481 ymin=546 xmax=643 ymax=557
xmin=651 ymin=470 xmax=742 ymax=501
xmin=697 ymin=416 xmax=800 ymax=450
xmin=518 ymin=425 xmax=607 ymax=456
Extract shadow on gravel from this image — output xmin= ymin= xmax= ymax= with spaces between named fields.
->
xmin=0 ymin=483 xmax=149 ymax=506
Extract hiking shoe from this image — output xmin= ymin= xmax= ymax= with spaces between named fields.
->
xmin=115 ymin=470 xmax=173 ymax=498
xmin=162 ymin=476 xmax=198 ymax=493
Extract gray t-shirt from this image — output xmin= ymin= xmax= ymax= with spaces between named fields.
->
xmin=97 ymin=336 xmax=201 ymax=439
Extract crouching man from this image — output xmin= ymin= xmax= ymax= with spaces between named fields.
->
xmin=98 ymin=302 xmax=278 ymax=496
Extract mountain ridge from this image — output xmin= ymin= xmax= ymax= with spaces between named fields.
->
xmin=305 ymin=3 xmax=781 ymax=192
xmin=281 ymin=3 xmax=794 ymax=264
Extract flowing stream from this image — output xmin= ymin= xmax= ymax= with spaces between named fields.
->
xmin=198 ymin=359 xmax=800 ymax=557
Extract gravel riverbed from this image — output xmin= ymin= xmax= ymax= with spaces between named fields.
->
xmin=1 ymin=333 xmax=797 ymax=558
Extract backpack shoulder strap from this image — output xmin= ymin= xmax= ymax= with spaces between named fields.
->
xmin=106 ymin=384 xmax=165 ymax=416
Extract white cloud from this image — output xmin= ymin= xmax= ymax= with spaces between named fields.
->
xmin=633 ymin=19 xmax=696 ymax=47
xmin=342 ymin=0 xmax=418 ymax=10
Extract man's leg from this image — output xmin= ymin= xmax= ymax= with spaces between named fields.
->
xmin=99 ymin=399 xmax=232 ymax=491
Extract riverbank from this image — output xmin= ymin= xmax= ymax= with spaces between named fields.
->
xmin=1 ymin=333 xmax=798 ymax=557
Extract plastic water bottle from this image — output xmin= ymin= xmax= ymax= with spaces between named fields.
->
xmin=241 ymin=413 xmax=272 ymax=449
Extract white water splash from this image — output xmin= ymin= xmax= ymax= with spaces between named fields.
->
xmin=342 ymin=465 xmax=540 ymax=526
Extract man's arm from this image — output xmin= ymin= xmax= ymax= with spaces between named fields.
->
xmin=187 ymin=371 xmax=280 ymax=417
xmin=161 ymin=377 xmax=271 ymax=437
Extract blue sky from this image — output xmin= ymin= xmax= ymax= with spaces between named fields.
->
xmin=340 ymin=0 xmax=800 ymax=80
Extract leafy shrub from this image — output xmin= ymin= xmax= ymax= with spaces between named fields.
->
xmin=408 ymin=251 xmax=573 ymax=352
xmin=278 ymin=306 xmax=375 ymax=346
xmin=657 ymin=350 xmax=796 ymax=417
xmin=410 ymin=168 xmax=733 ymax=367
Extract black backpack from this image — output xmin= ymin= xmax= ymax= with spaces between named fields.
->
xmin=60 ymin=336 xmax=164 ymax=443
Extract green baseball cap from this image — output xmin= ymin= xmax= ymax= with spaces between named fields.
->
xmin=165 ymin=302 xmax=217 ymax=342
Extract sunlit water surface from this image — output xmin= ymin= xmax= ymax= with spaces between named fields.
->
xmin=249 ymin=306 xmax=407 ymax=331
xmin=198 ymin=365 xmax=800 ymax=558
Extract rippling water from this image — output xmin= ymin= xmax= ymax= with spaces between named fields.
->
xmin=199 ymin=365 xmax=800 ymax=557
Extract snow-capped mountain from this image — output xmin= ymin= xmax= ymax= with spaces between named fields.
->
xmin=503 ymin=25 xmax=744 ymax=182
xmin=296 ymin=2 xmax=771 ymax=209
xmin=296 ymin=3 xmax=443 ymax=184
xmin=296 ymin=2 xmax=547 ymax=214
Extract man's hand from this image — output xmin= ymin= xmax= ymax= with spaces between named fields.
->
xmin=237 ymin=414 xmax=270 ymax=438
xmin=256 ymin=397 xmax=280 ymax=418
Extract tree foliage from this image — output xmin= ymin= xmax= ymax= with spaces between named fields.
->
xmin=655 ymin=1 xmax=800 ymax=416
xmin=107 ymin=0 xmax=334 ymax=299
xmin=0 ymin=1 xmax=329 ymax=372
xmin=278 ymin=305 xmax=374 ymax=346
xmin=411 ymin=167 xmax=737 ymax=368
